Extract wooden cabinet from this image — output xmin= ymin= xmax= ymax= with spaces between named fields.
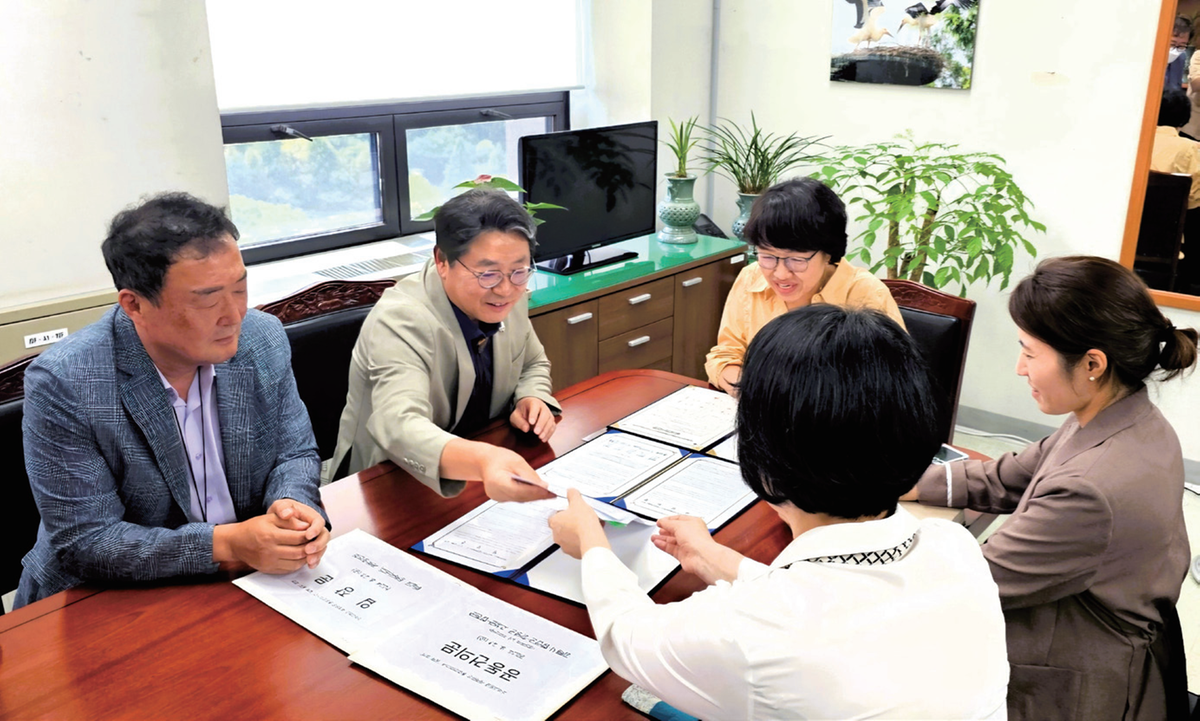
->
xmin=531 ymin=247 xmax=746 ymax=392
xmin=530 ymin=300 xmax=599 ymax=392
xmin=599 ymin=317 xmax=673 ymax=374
xmin=596 ymin=277 xmax=674 ymax=340
xmin=675 ymin=252 xmax=744 ymax=379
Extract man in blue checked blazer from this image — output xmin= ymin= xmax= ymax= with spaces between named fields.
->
xmin=15 ymin=193 xmax=329 ymax=608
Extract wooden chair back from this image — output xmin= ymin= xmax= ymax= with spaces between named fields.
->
xmin=257 ymin=280 xmax=397 ymax=460
xmin=883 ymin=279 xmax=977 ymax=444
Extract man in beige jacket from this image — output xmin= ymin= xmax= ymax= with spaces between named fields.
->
xmin=329 ymin=189 xmax=559 ymax=502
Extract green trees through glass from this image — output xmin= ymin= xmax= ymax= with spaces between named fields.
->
xmin=407 ymin=117 xmax=548 ymax=219
xmin=224 ymin=116 xmax=551 ymax=248
xmin=225 ymin=133 xmax=381 ymax=247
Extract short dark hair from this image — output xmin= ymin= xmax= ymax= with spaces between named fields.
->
xmin=742 ymin=177 xmax=848 ymax=263
xmin=434 ymin=188 xmax=536 ymax=264
xmin=737 ymin=304 xmax=943 ymax=519
xmin=1175 ymin=15 xmax=1193 ymax=37
xmin=1159 ymin=89 xmax=1191 ymax=128
xmin=1009 ymin=255 xmax=1198 ymax=389
xmin=102 ymin=192 xmax=239 ymax=303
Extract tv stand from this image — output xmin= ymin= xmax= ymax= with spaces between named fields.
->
xmin=536 ymin=246 xmax=639 ymax=276
xmin=528 ymin=233 xmax=747 ymax=390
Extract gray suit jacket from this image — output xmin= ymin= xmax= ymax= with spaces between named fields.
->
xmin=16 ymin=307 xmax=324 ymax=606
xmin=329 ymin=259 xmax=558 ymax=495
xmin=918 ymin=387 xmax=1189 ymax=721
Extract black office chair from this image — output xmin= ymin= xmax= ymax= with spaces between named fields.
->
xmin=1134 ymin=171 xmax=1190 ymax=292
xmin=0 ymin=354 xmax=40 ymax=613
xmin=882 ymin=279 xmax=976 ymax=445
xmin=258 ymin=279 xmax=397 ymax=461
xmin=884 ymin=281 xmax=995 ymax=537
xmin=1152 ymin=598 xmax=1197 ymax=720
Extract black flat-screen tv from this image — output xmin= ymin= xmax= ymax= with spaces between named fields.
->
xmin=520 ymin=120 xmax=657 ymax=275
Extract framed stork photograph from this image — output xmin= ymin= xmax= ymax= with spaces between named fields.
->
xmin=830 ymin=0 xmax=980 ymax=89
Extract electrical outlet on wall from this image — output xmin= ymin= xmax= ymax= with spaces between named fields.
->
xmin=24 ymin=328 xmax=68 ymax=349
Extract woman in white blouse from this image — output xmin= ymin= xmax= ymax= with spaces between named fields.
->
xmin=550 ymin=305 xmax=1010 ymax=720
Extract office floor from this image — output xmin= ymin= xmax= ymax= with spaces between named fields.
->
xmin=7 ymin=432 xmax=1200 ymax=692
xmin=952 ymin=429 xmax=1200 ymax=693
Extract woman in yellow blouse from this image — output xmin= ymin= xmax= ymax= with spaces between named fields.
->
xmin=706 ymin=177 xmax=905 ymax=394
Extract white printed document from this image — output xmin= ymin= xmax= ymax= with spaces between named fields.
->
xmin=350 ymin=592 xmax=607 ymax=721
xmin=415 ymin=499 xmax=564 ymax=576
xmin=518 ymin=522 xmax=680 ymax=605
xmin=413 ymin=424 xmax=755 ymax=604
xmin=707 ymin=433 xmax=739 ymax=463
xmin=234 ymin=528 xmax=463 ymax=654
xmin=619 ymin=454 xmax=756 ymax=528
xmin=609 ymin=385 xmax=737 ymax=451
xmin=235 ymin=529 xmax=607 ymax=721
xmin=414 ymin=431 xmax=682 ymax=579
xmin=537 ymin=430 xmax=686 ymax=500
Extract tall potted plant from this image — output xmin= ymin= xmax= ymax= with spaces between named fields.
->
xmin=658 ymin=116 xmax=702 ymax=244
xmin=701 ymin=113 xmax=825 ymax=239
xmin=814 ymin=132 xmax=1044 ymax=295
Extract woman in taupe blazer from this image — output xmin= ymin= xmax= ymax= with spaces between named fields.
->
xmin=911 ymin=256 xmax=1198 ymax=721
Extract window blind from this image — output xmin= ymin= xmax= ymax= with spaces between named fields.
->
xmin=206 ymin=0 xmax=583 ymax=112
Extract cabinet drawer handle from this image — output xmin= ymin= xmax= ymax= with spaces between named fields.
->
xmin=627 ymin=293 xmax=652 ymax=305
xmin=566 ymin=312 xmax=593 ymax=325
xmin=681 ymin=277 xmax=703 ymax=287
xmin=627 ymin=335 xmax=651 ymax=348
xmin=731 ymin=254 xmax=745 ymax=264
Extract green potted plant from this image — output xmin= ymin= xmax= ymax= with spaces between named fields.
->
xmin=701 ymin=113 xmax=825 ymax=239
xmin=414 ymin=174 xmax=565 ymax=225
xmin=814 ymin=132 xmax=1044 ymax=295
xmin=658 ymin=116 xmax=703 ymax=244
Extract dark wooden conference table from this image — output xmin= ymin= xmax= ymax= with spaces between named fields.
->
xmin=0 ymin=369 xmax=965 ymax=719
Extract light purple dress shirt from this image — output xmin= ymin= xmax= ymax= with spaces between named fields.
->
xmin=156 ymin=364 xmax=237 ymax=525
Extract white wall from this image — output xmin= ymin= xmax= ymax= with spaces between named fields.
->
xmin=658 ymin=0 xmax=1199 ymax=460
xmin=570 ymin=0 xmax=653 ymax=130
xmin=650 ymin=0 xmax=716 ymax=218
xmin=577 ymin=0 xmax=716 ymax=232
xmin=0 ymin=0 xmax=228 ymax=310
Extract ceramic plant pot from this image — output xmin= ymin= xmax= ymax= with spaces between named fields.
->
xmin=732 ymin=192 xmax=759 ymax=241
xmin=657 ymin=174 xmax=701 ymax=244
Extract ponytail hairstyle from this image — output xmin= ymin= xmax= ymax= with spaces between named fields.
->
xmin=1008 ymin=256 xmax=1198 ymax=390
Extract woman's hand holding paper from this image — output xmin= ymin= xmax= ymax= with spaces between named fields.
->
xmin=549 ymin=488 xmax=612 ymax=559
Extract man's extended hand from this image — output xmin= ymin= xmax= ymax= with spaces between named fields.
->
xmin=510 ymin=396 xmax=557 ymax=442
xmin=439 ymin=437 xmax=555 ymax=503
xmin=212 ymin=499 xmax=329 ymax=573
xmin=480 ymin=445 xmax=556 ymax=503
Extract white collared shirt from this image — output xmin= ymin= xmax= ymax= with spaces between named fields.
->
xmin=581 ymin=506 xmax=1009 ymax=720
xmin=156 ymin=364 xmax=237 ymax=525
